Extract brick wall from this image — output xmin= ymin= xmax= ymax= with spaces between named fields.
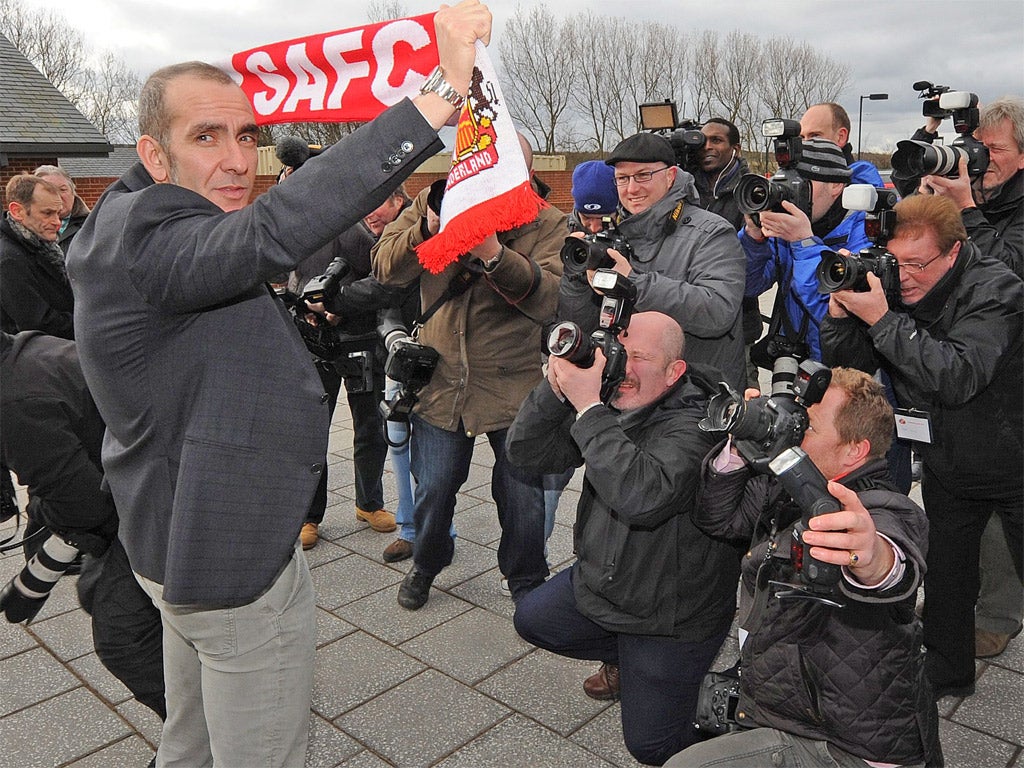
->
xmin=1 ymin=156 xmax=58 ymax=206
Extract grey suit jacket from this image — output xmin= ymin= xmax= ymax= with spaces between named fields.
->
xmin=66 ymin=99 xmax=442 ymax=605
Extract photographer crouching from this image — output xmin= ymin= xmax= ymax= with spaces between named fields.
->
xmin=507 ymin=311 xmax=743 ymax=766
xmin=667 ymin=367 xmax=939 ymax=768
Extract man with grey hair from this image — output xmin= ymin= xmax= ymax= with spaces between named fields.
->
xmin=909 ymin=95 xmax=1024 ymax=278
xmin=33 ymin=165 xmax=91 ymax=253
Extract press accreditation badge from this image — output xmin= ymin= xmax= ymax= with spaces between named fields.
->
xmin=894 ymin=409 xmax=932 ymax=443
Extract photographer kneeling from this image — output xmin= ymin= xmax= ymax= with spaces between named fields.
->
xmin=507 ymin=311 xmax=742 ymax=766
xmin=667 ymin=368 xmax=938 ymax=768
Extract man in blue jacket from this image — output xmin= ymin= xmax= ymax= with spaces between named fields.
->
xmin=741 ymin=138 xmax=870 ymax=362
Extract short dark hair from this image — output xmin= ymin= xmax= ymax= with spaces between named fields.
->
xmin=138 ymin=61 xmax=236 ymax=146
xmin=5 ymin=173 xmax=59 ymax=209
xmin=829 ymin=367 xmax=893 ymax=460
xmin=704 ymin=117 xmax=740 ymax=147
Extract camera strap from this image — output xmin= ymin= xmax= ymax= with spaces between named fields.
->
xmin=411 ymin=262 xmax=484 ymax=339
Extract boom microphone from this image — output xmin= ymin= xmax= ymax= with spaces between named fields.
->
xmin=275 ymin=136 xmax=313 ymax=169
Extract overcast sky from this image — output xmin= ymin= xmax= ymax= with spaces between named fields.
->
xmin=19 ymin=0 xmax=1024 ymax=152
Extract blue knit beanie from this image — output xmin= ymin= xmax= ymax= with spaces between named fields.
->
xmin=571 ymin=160 xmax=619 ymax=215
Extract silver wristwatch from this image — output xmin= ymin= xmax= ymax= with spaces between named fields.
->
xmin=420 ymin=66 xmax=466 ymax=111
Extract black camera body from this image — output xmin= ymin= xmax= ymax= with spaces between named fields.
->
xmin=301 ymin=257 xmax=351 ymax=308
xmin=817 ymin=184 xmax=900 ymax=306
xmin=699 ymin=359 xmax=832 ymax=473
xmin=560 ymin=225 xmax=633 ymax=278
xmin=893 ymin=84 xmax=988 ymax=187
xmin=668 ymin=120 xmax=706 ymax=175
xmin=769 ymin=446 xmax=844 ymax=600
xmin=735 ymin=118 xmax=811 ymax=227
xmin=377 ymin=313 xmax=439 ymax=424
xmin=548 ymin=269 xmax=636 ymax=405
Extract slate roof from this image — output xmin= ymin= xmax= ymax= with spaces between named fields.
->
xmin=0 ymin=33 xmax=112 ymax=161
xmin=59 ymin=145 xmax=139 ymax=177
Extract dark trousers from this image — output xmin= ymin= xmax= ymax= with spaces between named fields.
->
xmin=409 ymin=415 xmax=548 ymax=599
xmin=79 ymin=537 xmax=166 ymax=719
xmin=306 ymin=359 xmax=388 ymax=523
xmin=514 ymin=568 xmax=728 ymax=766
xmin=921 ymin=467 xmax=1023 ymax=687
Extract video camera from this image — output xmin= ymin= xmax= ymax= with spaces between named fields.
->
xmin=816 ymin=184 xmax=901 ymax=306
xmin=891 ymin=82 xmax=988 ymax=188
xmin=377 ymin=309 xmax=439 ymax=433
xmin=560 ymin=222 xmax=633 ymax=278
xmin=699 ymin=358 xmax=832 ymax=473
xmin=638 ymin=100 xmax=706 ymax=174
xmin=735 ymin=118 xmax=811 ymax=228
xmin=768 ymin=446 xmax=845 ymax=605
xmin=547 ymin=269 xmax=635 ymax=406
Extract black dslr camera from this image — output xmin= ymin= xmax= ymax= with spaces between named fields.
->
xmin=699 ymin=359 xmax=832 ymax=473
xmin=560 ymin=222 xmax=633 ymax=278
xmin=547 ymin=269 xmax=635 ymax=405
xmin=377 ymin=309 xmax=439 ymax=432
xmin=768 ymin=446 xmax=844 ymax=605
xmin=816 ymin=184 xmax=900 ymax=306
xmin=637 ymin=99 xmax=705 ymax=175
xmin=735 ymin=118 xmax=811 ymax=228
xmin=891 ymin=83 xmax=988 ymax=189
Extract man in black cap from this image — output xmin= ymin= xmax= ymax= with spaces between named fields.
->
xmin=558 ymin=131 xmax=747 ymax=391
xmin=740 ymin=137 xmax=870 ymax=362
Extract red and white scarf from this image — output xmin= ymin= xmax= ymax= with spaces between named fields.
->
xmin=227 ymin=16 xmax=545 ymax=273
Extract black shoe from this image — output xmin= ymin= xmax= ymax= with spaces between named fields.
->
xmin=398 ymin=568 xmax=434 ymax=610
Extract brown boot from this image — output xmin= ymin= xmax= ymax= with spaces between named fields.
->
xmin=299 ymin=523 xmax=319 ymax=550
xmin=583 ymin=663 xmax=620 ymax=701
xmin=356 ymin=507 xmax=397 ymax=533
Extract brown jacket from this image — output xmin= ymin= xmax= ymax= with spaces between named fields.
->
xmin=372 ymin=185 xmax=565 ymax=436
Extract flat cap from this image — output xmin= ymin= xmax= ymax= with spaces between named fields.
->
xmin=606 ymin=132 xmax=676 ymax=167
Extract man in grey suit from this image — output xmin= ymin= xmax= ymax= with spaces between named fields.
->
xmin=65 ymin=3 xmax=492 ymax=765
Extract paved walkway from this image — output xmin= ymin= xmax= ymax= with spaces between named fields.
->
xmin=1 ymin=404 xmax=1021 ymax=768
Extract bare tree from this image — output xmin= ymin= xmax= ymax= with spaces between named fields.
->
xmin=367 ymin=0 xmax=407 ymax=23
xmin=499 ymin=5 xmax=577 ymax=153
xmin=75 ymin=52 xmax=142 ymax=144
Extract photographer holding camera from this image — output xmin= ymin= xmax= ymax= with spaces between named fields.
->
xmin=508 ymin=311 xmax=742 ymax=766
xmin=559 ymin=132 xmax=747 ymax=391
xmin=820 ymin=193 xmax=1023 ymax=700
xmin=741 ymin=137 xmax=871 ymax=362
xmin=372 ymin=134 xmax=565 ymax=610
xmin=668 ymin=367 xmax=938 ymax=768
xmin=907 ymin=96 xmax=1024 ymax=279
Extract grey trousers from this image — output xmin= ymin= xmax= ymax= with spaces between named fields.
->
xmin=665 ymin=728 xmax=925 ymax=768
xmin=977 ymin=512 xmax=1024 ymax=635
xmin=136 ymin=542 xmax=316 ymax=768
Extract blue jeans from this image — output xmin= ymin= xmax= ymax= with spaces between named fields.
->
xmin=386 ymin=378 xmax=454 ymax=543
xmin=514 ymin=568 xmax=728 ymax=766
xmin=409 ymin=415 xmax=547 ymax=598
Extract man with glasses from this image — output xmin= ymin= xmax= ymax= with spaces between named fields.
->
xmin=820 ymin=193 xmax=1023 ymax=702
xmin=559 ymin=132 xmax=746 ymax=391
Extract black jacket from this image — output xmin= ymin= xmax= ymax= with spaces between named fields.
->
xmin=820 ymin=242 xmax=1023 ymax=499
xmin=0 ymin=215 xmax=75 ymax=339
xmin=506 ymin=368 xmax=741 ymax=638
xmin=695 ymin=456 xmax=936 ymax=764
xmin=0 ymin=331 xmax=116 ymax=549
xmin=693 ymin=156 xmax=750 ymax=233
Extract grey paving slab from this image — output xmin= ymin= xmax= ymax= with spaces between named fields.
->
xmin=333 ymin=525 xmax=404 ymax=564
xmin=334 ymin=669 xmax=510 ymax=768
xmin=399 ymin=608 xmax=532 ymax=685
xmin=304 ymin=538 xmax=353 ymax=569
xmin=938 ymin=717 xmax=1019 ymax=768
xmin=116 ymin=696 xmax=163 ymax=746
xmin=431 ymin=537 xmax=502 ymax=590
xmin=315 ymin=607 xmax=359 ymax=649
xmin=569 ymin=705 xmax=642 ymax=768
xmin=449 ymin=500 xmax=502 ymax=547
xmin=0 ymin=620 xmax=35 ymax=661
xmin=67 ymin=651 xmax=135 ymax=708
xmin=306 ymin=713 xmax=364 ymax=768
xmin=0 ymin=687 xmax=131 ymax=768
xmin=310 ymin=553 xmax=405 ymax=610
xmin=337 ymin=750 xmax=396 ymax=767
xmin=22 ymin=571 xmax=81 ymax=623
xmin=434 ymin=713 xmax=619 ymax=768
xmin=0 ymin=646 xmax=80 ymax=716
xmin=28 ymin=603 xmax=95 ymax=661
xmin=447 ymin=567 xmax=517 ymax=620
xmin=65 ymin=735 xmax=156 ymax=768
xmin=954 ymin=665 xmax=1024 ymax=744
xmin=476 ymin=648 xmax=613 ymax=735
xmin=335 ymin=582 xmax=474 ymax=646
xmin=312 ymin=630 xmax=424 ymax=719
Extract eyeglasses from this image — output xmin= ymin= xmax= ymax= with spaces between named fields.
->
xmin=895 ymin=250 xmax=947 ymax=274
xmin=613 ymin=166 xmax=670 ymax=187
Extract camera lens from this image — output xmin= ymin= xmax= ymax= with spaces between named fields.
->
xmin=547 ymin=322 xmax=596 ymax=368
xmin=736 ymin=174 xmax=774 ymax=214
xmin=560 ymin=237 xmax=592 ymax=268
xmin=817 ymin=251 xmax=864 ymax=293
xmin=892 ymin=140 xmax=964 ymax=178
